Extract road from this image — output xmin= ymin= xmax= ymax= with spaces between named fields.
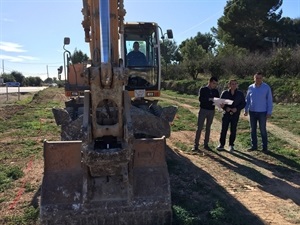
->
xmin=0 ymin=86 xmax=48 ymax=94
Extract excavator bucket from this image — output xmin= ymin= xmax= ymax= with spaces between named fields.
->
xmin=133 ymin=137 xmax=171 ymax=197
xmin=131 ymin=137 xmax=172 ymax=224
xmin=40 ymin=138 xmax=172 ymax=225
xmin=40 ymin=141 xmax=83 ymax=222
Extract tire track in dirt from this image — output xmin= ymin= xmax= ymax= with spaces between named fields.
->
xmin=161 ymin=94 xmax=300 ymax=225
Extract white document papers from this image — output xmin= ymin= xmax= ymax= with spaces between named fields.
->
xmin=213 ymin=97 xmax=233 ymax=111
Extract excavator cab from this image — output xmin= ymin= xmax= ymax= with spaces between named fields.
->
xmin=124 ymin=22 xmax=170 ymax=98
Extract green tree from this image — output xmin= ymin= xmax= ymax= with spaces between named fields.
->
xmin=216 ymin=0 xmax=283 ymax=52
xmin=268 ymin=48 xmax=293 ymax=76
xmin=194 ymin=32 xmax=216 ymax=53
xmin=44 ymin=77 xmax=53 ymax=84
xmin=216 ymin=44 xmax=248 ymax=57
xmin=181 ymin=39 xmax=207 ymax=80
xmin=177 ymin=32 xmax=216 ymax=71
xmin=173 ymin=48 xmax=183 ymax=63
xmin=160 ymin=39 xmax=178 ymax=64
xmin=1 ymin=73 xmax=15 ymax=83
xmin=71 ymin=48 xmax=89 ymax=64
xmin=160 ymin=39 xmax=179 ymax=78
xmin=25 ymin=76 xmax=43 ymax=86
xmin=278 ymin=17 xmax=300 ymax=47
xmin=179 ymin=32 xmax=216 ymax=54
xmin=11 ymin=71 xmax=25 ymax=86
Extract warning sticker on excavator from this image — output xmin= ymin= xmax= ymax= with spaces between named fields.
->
xmin=134 ymin=89 xmax=145 ymax=98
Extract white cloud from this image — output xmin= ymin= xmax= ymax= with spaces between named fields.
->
xmin=0 ymin=41 xmax=27 ymax=53
xmin=0 ymin=54 xmax=24 ymax=62
xmin=0 ymin=42 xmax=38 ymax=63
xmin=18 ymin=55 xmax=39 ymax=61
xmin=0 ymin=54 xmax=39 ymax=63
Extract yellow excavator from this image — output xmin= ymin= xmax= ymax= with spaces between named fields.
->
xmin=40 ymin=0 xmax=176 ymax=224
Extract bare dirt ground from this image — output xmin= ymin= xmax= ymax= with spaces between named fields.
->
xmin=167 ymin=131 xmax=300 ymax=225
xmin=0 ymin=91 xmax=299 ymax=224
xmin=163 ymin=97 xmax=300 ymax=225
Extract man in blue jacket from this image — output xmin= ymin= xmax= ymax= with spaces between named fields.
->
xmin=244 ymin=72 xmax=273 ymax=152
xmin=216 ymin=79 xmax=246 ymax=152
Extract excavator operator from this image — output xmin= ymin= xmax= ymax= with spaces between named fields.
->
xmin=127 ymin=41 xmax=147 ymax=66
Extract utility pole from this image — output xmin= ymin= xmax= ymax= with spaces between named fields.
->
xmin=2 ymin=59 xmax=4 ymax=74
xmin=46 ymin=65 xmax=49 ymax=78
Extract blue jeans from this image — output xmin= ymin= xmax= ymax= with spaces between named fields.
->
xmin=249 ymin=111 xmax=268 ymax=150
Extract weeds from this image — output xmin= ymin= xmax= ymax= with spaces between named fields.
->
xmin=271 ymin=103 xmax=300 ymax=136
xmin=173 ymin=205 xmax=199 ymax=225
xmin=171 ymin=107 xmax=197 ymax=132
xmin=209 ymin=201 xmax=225 ymax=221
xmin=2 ymin=206 xmax=39 ymax=225
xmin=0 ymin=89 xmax=62 ymax=225
xmin=174 ymin=142 xmax=190 ymax=152
xmin=0 ymin=165 xmax=23 ymax=192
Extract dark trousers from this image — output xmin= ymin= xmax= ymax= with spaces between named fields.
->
xmin=219 ymin=113 xmax=240 ymax=147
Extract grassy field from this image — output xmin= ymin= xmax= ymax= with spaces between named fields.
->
xmin=0 ymin=90 xmax=63 ymax=224
xmin=163 ymin=90 xmax=300 ymax=163
xmin=163 ymin=90 xmax=300 ymax=137
xmin=161 ymin=90 xmax=300 ymax=225
xmin=0 ymin=88 xmax=299 ymax=224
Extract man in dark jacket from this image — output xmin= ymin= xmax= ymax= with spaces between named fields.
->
xmin=127 ymin=41 xmax=147 ymax=66
xmin=217 ymin=79 xmax=246 ymax=152
xmin=192 ymin=76 xmax=220 ymax=151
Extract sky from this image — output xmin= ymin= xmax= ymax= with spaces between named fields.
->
xmin=0 ymin=0 xmax=299 ymax=80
